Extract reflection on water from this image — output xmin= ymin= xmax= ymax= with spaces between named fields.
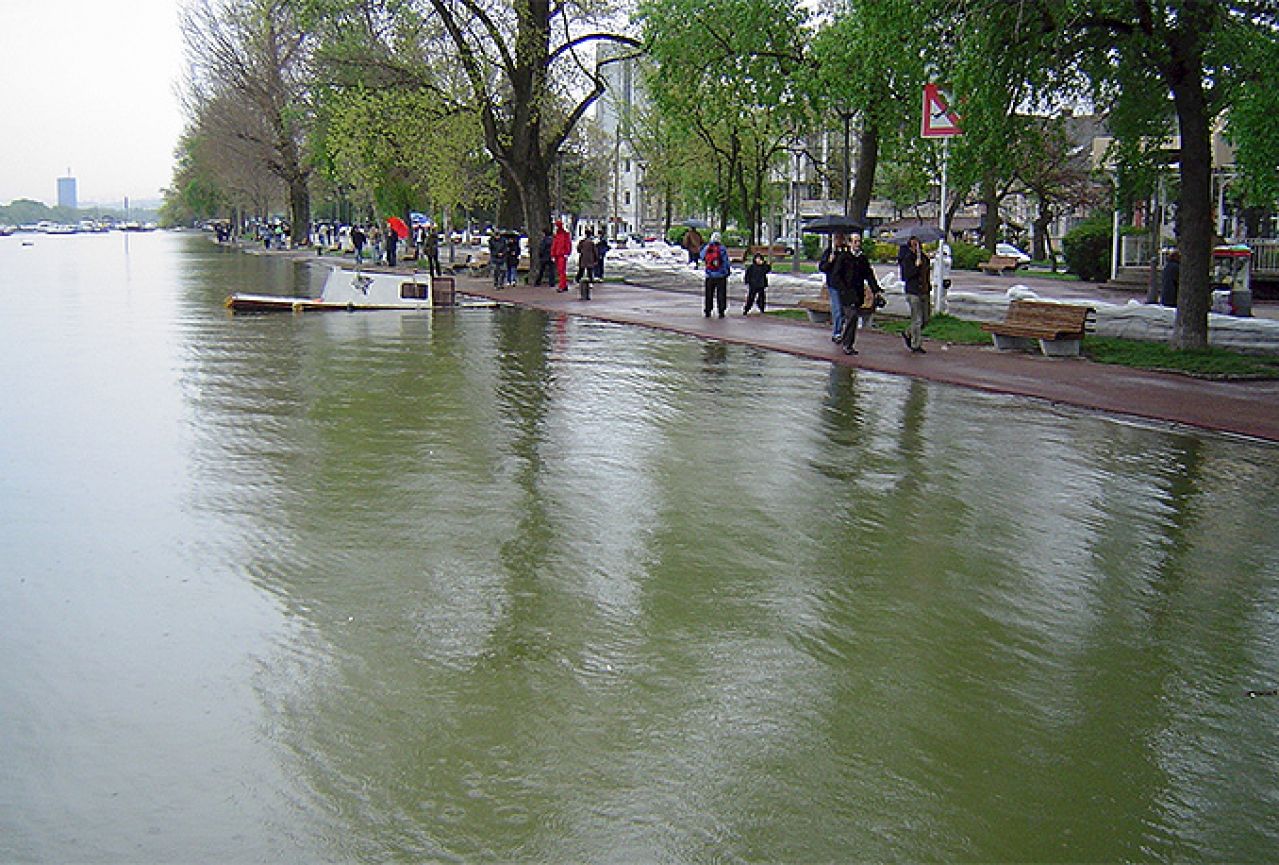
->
xmin=1 ymin=232 xmax=1277 ymax=862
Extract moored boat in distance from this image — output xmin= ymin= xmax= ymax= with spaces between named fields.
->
xmin=226 ymin=265 xmax=444 ymax=312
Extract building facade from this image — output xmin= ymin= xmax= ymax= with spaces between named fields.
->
xmin=57 ymin=174 xmax=77 ymax=210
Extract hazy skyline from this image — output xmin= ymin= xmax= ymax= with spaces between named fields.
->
xmin=0 ymin=1 xmax=186 ymax=207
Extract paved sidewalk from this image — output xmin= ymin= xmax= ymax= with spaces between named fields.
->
xmin=448 ymin=271 xmax=1279 ymax=444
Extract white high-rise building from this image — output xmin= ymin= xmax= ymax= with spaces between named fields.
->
xmin=595 ymin=43 xmax=655 ymax=239
xmin=57 ymin=173 xmax=77 ymax=210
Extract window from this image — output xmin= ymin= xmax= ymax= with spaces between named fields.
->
xmin=400 ymin=281 xmax=429 ymax=300
xmin=624 ymin=191 xmax=631 ymax=206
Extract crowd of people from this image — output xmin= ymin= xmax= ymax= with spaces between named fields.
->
xmin=227 ymin=214 xmax=958 ymax=357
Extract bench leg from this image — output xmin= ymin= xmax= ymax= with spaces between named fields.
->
xmin=1039 ymin=338 xmax=1082 ymax=357
xmin=991 ymin=333 xmax=1037 ymax=352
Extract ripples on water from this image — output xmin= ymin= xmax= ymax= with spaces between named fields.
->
xmin=2 ymin=233 xmax=1277 ymax=862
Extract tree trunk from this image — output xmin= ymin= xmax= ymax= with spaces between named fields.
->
xmin=982 ymin=175 xmax=999 ymax=251
xmin=848 ymin=121 xmax=879 ymax=226
xmin=1167 ymin=42 xmax=1212 ymax=350
xmin=288 ymin=175 xmax=310 ymax=247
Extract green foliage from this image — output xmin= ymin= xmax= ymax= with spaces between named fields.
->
xmin=950 ymin=240 xmax=989 ymax=271
xmin=802 ymin=235 xmax=822 ymax=260
xmin=1061 ymin=215 xmax=1113 ymax=282
xmin=1083 ymin=338 xmax=1279 ymax=379
xmin=1223 ymin=24 xmax=1279 ymax=208
xmin=869 ymin=241 xmax=897 ymax=263
xmin=636 ymin=0 xmax=809 ymax=236
xmin=0 ymin=199 xmax=57 ymax=225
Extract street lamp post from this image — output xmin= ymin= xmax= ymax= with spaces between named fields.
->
xmin=791 ymin=145 xmax=802 ymax=274
xmin=840 ymin=109 xmax=853 ymax=218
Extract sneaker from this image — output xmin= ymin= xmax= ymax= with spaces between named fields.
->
xmin=719 ymin=312 xmax=725 ymax=318
xmin=912 ymin=346 xmax=927 ymax=354
xmin=843 ymin=346 xmax=858 ymax=355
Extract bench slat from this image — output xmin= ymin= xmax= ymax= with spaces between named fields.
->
xmin=983 ymin=300 xmax=1093 ymax=355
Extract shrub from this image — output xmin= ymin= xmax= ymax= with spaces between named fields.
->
xmin=667 ymin=226 xmax=689 ymax=245
xmin=950 ymin=240 xmax=988 ymax=271
xmin=871 ymin=241 xmax=898 ymax=263
xmin=803 ymin=234 xmax=823 ymax=259
xmin=1061 ymin=216 xmax=1113 ymax=282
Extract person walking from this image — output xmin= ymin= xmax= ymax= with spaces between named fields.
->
xmin=700 ymin=231 xmax=731 ymax=318
xmin=350 ymin=225 xmax=367 ymax=264
xmin=551 ymin=220 xmax=572 ymax=291
xmin=1160 ymin=249 xmax=1180 ymax=307
xmin=823 ymin=232 xmax=881 ymax=356
xmin=743 ymin=252 xmax=770 ymax=314
xmin=489 ymin=231 xmax=505 ymax=289
xmin=683 ymin=227 xmax=704 ymax=266
xmin=899 ymin=233 xmax=931 ymax=354
xmin=818 ymin=233 xmax=849 ymax=342
xmin=532 ymin=226 xmax=554 ymax=286
xmin=504 ymin=233 xmax=521 ymax=287
xmin=425 ymin=225 xmax=441 ymax=277
xmin=385 ymin=220 xmax=399 ymax=267
xmin=575 ymin=227 xmax=599 ymax=296
xmin=594 ymin=232 xmax=610 ymax=280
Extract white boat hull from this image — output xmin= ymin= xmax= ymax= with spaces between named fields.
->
xmin=227 ymin=267 xmax=436 ymax=312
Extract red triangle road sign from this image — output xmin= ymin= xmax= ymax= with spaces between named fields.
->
xmin=922 ymin=83 xmax=962 ymax=138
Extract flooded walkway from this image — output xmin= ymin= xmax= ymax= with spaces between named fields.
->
xmin=449 ymin=271 xmax=1279 ymax=443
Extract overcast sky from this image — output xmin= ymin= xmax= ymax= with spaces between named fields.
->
xmin=0 ymin=0 xmax=186 ymax=207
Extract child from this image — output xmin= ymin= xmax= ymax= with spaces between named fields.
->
xmin=743 ymin=253 xmax=770 ymax=314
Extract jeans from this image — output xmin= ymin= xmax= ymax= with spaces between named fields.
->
xmin=827 ymin=285 xmax=844 ymax=338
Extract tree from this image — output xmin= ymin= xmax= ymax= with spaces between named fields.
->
xmin=637 ymin=0 xmax=808 ymax=241
xmin=416 ymin=0 xmax=641 ymax=236
xmin=181 ymin=0 xmax=316 ymax=245
xmin=951 ymin=0 xmax=1279 ymax=350
xmin=806 ymin=0 xmax=935 ymax=226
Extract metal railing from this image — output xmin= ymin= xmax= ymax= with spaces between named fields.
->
xmin=1246 ymin=238 xmax=1279 ymax=275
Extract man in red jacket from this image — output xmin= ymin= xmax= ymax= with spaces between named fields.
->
xmin=550 ymin=220 xmax=572 ymax=291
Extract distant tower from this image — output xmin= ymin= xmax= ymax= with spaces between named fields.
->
xmin=57 ymin=171 xmax=77 ymax=209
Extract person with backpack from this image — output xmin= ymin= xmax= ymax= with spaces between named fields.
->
xmin=700 ymin=231 xmax=731 ymax=318
xmin=743 ymin=252 xmax=770 ymax=314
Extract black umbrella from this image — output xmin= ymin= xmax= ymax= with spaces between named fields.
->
xmin=681 ymin=218 xmax=709 ymax=229
xmin=890 ymin=224 xmax=945 ymax=243
xmin=802 ymin=215 xmax=864 ymax=235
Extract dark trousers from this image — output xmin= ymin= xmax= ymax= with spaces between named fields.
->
xmin=839 ymin=304 xmax=868 ymax=349
xmin=745 ymin=285 xmax=766 ymax=312
xmin=704 ymin=276 xmax=727 ymax=316
xmin=533 ymin=258 xmax=552 ymax=285
xmin=426 ymin=253 xmax=441 ymax=277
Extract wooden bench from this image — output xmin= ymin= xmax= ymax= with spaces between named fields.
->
xmin=726 ymin=246 xmax=748 ymax=263
xmin=797 ymin=296 xmax=831 ymax=323
xmin=978 ymin=254 xmax=1022 ymax=275
xmin=747 ymin=244 xmax=794 ymax=261
xmin=980 ymin=299 xmax=1095 ymax=356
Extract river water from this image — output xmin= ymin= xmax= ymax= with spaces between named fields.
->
xmin=2 ymin=231 xmax=1277 ymax=862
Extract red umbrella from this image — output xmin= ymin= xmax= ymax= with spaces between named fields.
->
xmin=386 ymin=216 xmax=409 ymax=239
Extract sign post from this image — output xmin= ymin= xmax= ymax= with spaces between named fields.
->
xmin=921 ymin=84 xmax=962 ymax=312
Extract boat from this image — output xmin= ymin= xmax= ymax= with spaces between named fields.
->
xmin=227 ymin=265 xmax=444 ymax=312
